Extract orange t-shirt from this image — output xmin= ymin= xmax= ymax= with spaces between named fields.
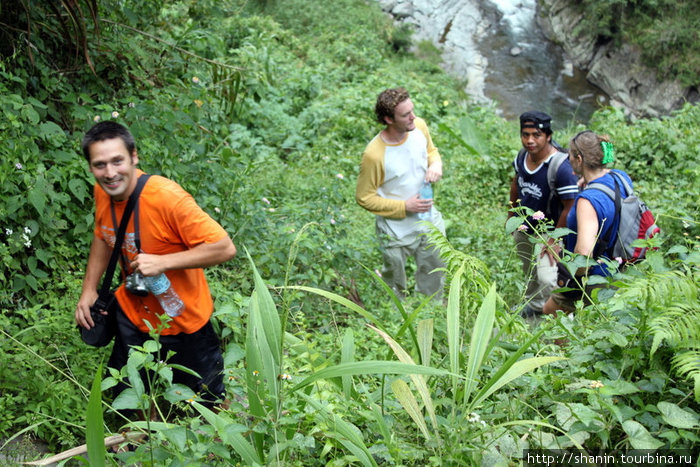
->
xmin=94 ymin=170 xmax=228 ymax=335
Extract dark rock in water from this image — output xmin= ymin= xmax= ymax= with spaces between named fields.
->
xmin=538 ymin=0 xmax=696 ymax=117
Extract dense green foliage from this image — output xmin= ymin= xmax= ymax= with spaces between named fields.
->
xmin=1 ymin=0 xmax=699 ymax=465
xmin=576 ymin=0 xmax=699 ymax=87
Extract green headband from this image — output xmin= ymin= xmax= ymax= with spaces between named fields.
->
xmin=601 ymin=141 xmax=615 ymax=164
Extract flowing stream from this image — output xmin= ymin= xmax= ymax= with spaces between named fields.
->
xmin=383 ymin=0 xmax=609 ymax=126
xmin=477 ymin=0 xmax=608 ymax=125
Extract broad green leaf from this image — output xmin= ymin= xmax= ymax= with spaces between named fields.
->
xmin=112 ymin=388 xmax=141 ymax=410
xmin=657 ymin=401 xmax=700 ymax=429
xmin=622 ymin=420 xmax=665 ymax=449
xmin=599 ymin=380 xmax=639 ymax=396
xmin=156 ymin=366 xmax=173 ymax=386
xmin=505 ymin=215 xmax=525 ymax=234
xmin=224 ymin=343 xmax=245 ymax=367
xmin=28 ymin=185 xmax=47 ymax=216
xmin=21 ymin=105 xmax=40 ymax=124
xmin=558 ymin=403 xmax=605 ymax=430
xmin=126 ymin=355 xmax=145 ymax=399
xmin=392 ymin=379 xmax=430 ymax=440
xmin=162 ymin=426 xmax=188 ymax=451
xmin=142 ymin=340 xmax=159 ymax=354
xmin=38 ymin=121 xmax=64 ymax=139
xmin=163 ymin=384 xmax=196 ymax=404
xmin=608 ymin=332 xmax=629 ymax=347
xmin=550 ymin=227 xmax=575 ymax=239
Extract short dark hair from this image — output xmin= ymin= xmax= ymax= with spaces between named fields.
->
xmin=81 ymin=121 xmax=136 ymax=162
xmin=375 ymin=87 xmax=410 ymax=125
xmin=519 ymin=110 xmax=553 ymax=136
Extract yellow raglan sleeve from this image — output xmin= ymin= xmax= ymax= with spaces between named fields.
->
xmin=416 ymin=118 xmax=441 ymax=166
xmin=355 ymin=137 xmax=406 ymax=219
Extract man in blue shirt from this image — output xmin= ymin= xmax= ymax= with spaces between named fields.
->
xmin=508 ymin=111 xmax=579 ymax=318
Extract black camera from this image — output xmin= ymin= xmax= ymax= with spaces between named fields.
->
xmin=125 ymin=272 xmax=149 ymax=296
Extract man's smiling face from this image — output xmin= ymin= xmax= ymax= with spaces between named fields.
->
xmin=88 ymin=137 xmax=139 ymax=201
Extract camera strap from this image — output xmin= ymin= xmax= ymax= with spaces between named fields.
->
xmin=103 ymin=174 xmax=151 ymax=297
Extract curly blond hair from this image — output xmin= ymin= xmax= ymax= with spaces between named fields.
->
xmin=374 ymin=87 xmax=410 ymax=125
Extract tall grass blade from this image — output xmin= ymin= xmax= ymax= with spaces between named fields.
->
xmin=360 ymin=263 xmax=420 ymax=351
xmin=341 ymin=329 xmax=355 ymax=399
xmin=469 ymin=356 xmax=564 ymax=409
xmin=391 ymin=379 xmax=430 ymax=441
xmin=247 ymin=247 xmax=282 ymax=366
xmin=369 ymin=403 xmax=393 ymax=452
xmin=0 ymin=422 xmax=47 ymax=451
xmin=437 ymin=121 xmax=481 ymax=156
xmin=301 ymin=394 xmax=378 ymax=467
xmin=492 ymin=420 xmax=586 ymax=451
xmin=417 ymin=319 xmax=434 ymax=368
xmin=469 ymin=327 xmax=552 ymax=409
xmin=290 ymin=361 xmax=447 ymax=392
xmin=463 ymin=283 xmax=497 ymax=406
xmin=191 ymin=402 xmax=262 ymax=465
xmin=446 ymin=261 xmax=465 ymax=402
xmin=244 ymin=247 xmax=282 ymax=457
xmin=286 ymin=285 xmax=385 ymax=331
xmin=369 ymin=325 xmax=440 ymax=441
xmin=86 ymin=362 xmax=105 ymax=467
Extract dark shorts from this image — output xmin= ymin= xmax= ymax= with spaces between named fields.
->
xmin=107 ymin=309 xmax=225 ymax=409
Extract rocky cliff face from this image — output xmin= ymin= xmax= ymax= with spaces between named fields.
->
xmin=377 ymin=0 xmax=697 ymax=118
xmin=376 ymin=0 xmax=492 ymax=102
xmin=536 ymin=0 xmax=696 ymax=117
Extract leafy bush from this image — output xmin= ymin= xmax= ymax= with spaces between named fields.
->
xmin=0 ymin=0 xmax=698 ymax=463
xmin=575 ymin=0 xmax=699 ymax=86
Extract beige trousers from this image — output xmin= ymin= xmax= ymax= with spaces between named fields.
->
xmin=377 ymin=222 xmax=445 ymax=299
xmin=513 ymin=229 xmax=558 ymax=311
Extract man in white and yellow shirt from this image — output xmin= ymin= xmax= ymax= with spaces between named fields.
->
xmin=356 ymin=87 xmax=445 ymax=298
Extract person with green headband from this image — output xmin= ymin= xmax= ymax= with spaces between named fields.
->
xmin=543 ymin=130 xmax=631 ymax=316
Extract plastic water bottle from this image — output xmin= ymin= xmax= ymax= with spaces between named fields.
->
xmin=418 ymin=181 xmax=433 ymax=221
xmin=144 ymin=273 xmax=185 ymax=317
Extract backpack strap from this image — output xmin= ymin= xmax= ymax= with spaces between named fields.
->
xmin=513 ymin=148 xmax=526 ymax=174
xmin=103 ymin=174 xmax=151 ymax=293
xmin=584 ymin=172 xmax=623 ymax=259
xmin=545 ymin=151 xmax=569 ymax=217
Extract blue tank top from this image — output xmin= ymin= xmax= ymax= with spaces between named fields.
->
xmin=565 ymin=169 xmax=632 ymax=276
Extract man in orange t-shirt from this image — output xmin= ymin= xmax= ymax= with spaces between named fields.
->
xmin=75 ymin=121 xmax=236 ymax=408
